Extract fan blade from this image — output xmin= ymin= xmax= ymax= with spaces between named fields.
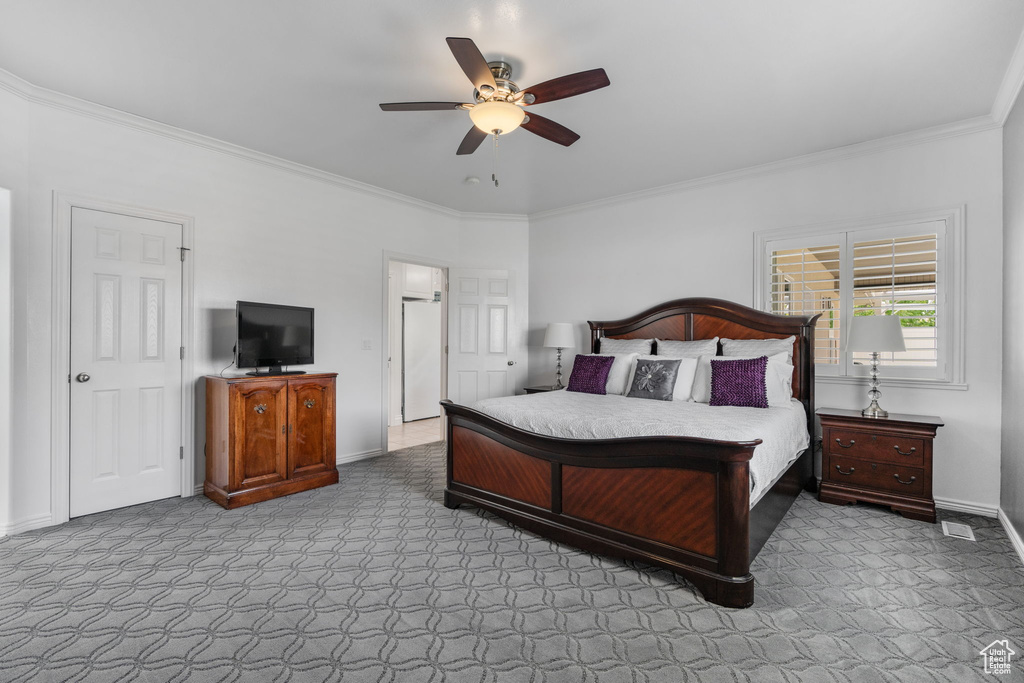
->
xmin=457 ymin=127 xmax=488 ymax=155
xmin=522 ymin=68 xmax=610 ymax=105
xmin=521 ymin=113 xmax=580 ymax=147
xmin=446 ymin=37 xmax=497 ymax=93
xmin=379 ymin=102 xmax=466 ymax=111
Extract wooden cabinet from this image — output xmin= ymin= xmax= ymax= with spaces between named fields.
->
xmin=204 ymin=373 xmax=338 ymax=509
xmin=523 ymin=385 xmax=560 ymax=394
xmin=817 ymin=407 xmax=943 ymax=523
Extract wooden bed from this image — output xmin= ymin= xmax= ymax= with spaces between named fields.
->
xmin=441 ymin=298 xmax=819 ymax=608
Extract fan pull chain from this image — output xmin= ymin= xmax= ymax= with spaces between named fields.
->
xmin=492 ymin=132 xmax=499 ymax=187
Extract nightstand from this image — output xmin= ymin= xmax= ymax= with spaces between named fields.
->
xmin=523 ymin=385 xmax=561 ymax=394
xmin=817 ymin=407 xmax=944 ymax=523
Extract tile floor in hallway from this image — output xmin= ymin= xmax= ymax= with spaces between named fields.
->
xmin=387 ymin=416 xmax=443 ymax=451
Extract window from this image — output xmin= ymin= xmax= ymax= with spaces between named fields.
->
xmin=755 ymin=208 xmax=963 ymax=385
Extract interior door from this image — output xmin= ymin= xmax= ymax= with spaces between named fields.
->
xmin=447 ymin=269 xmax=522 ymax=404
xmin=69 ymin=207 xmax=183 ymax=517
xmin=403 ymin=300 xmax=442 ymax=421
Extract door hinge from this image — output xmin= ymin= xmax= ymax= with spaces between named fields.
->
xmin=179 ymin=446 xmax=184 ymax=460
xmin=444 ymin=345 xmax=449 ymax=354
xmin=180 ymin=346 xmax=185 ymax=360
xmin=178 ymin=246 xmax=191 ymax=262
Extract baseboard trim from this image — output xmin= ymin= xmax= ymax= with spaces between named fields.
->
xmin=337 ymin=449 xmax=385 ymax=466
xmin=998 ymin=508 xmax=1024 ymax=567
xmin=0 ymin=513 xmax=54 ymax=537
xmin=934 ymin=497 xmax=998 ymax=518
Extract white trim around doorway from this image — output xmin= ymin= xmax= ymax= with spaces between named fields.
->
xmin=50 ymin=191 xmax=196 ymax=526
xmin=381 ymin=252 xmax=449 ymax=455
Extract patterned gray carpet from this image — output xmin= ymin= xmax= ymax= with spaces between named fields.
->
xmin=1 ymin=442 xmax=1022 ymax=683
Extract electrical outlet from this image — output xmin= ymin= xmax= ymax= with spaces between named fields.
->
xmin=362 ymin=339 xmax=373 ymax=351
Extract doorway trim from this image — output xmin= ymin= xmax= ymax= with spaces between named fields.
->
xmin=381 ymin=251 xmax=448 ymax=454
xmin=50 ymin=192 xmax=196 ymax=525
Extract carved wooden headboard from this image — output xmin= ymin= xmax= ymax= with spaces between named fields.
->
xmin=589 ymin=297 xmax=820 ymax=432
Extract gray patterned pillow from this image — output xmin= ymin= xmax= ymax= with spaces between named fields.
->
xmin=626 ymin=358 xmax=682 ymax=401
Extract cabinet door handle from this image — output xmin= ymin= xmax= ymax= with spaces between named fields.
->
xmin=282 ymin=425 xmax=286 ymax=434
xmin=835 ymin=465 xmax=855 ymax=475
xmin=254 ymin=403 xmax=267 ymax=414
xmin=835 ymin=438 xmax=855 ymax=448
xmin=304 ymin=398 xmax=316 ymax=408
xmin=893 ymin=445 xmax=917 ymax=456
xmin=893 ymin=474 xmax=917 ymax=485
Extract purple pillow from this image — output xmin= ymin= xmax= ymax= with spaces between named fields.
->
xmin=710 ymin=356 xmax=769 ymax=408
xmin=566 ymin=354 xmax=614 ymax=395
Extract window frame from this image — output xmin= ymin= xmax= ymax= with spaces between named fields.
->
xmin=753 ymin=206 xmax=965 ymax=389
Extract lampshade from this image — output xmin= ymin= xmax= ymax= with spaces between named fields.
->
xmin=543 ymin=323 xmax=576 ymax=349
xmin=847 ymin=315 xmax=907 ymax=353
xmin=469 ymin=101 xmax=526 ymax=135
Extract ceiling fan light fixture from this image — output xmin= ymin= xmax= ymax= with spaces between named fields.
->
xmin=469 ymin=100 xmax=526 ymax=135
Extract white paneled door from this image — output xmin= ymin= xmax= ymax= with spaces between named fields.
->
xmin=69 ymin=207 xmax=183 ymax=517
xmin=447 ymin=269 xmax=522 ymax=404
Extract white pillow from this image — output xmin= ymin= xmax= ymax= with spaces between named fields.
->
xmin=721 ymin=336 xmax=796 ymax=364
xmin=691 ymin=353 xmax=793 ymax=407
xmin=597 ymin=337 xmax=654 ymax=355
xmin=625 ymin=355 xmax=699 ymax=401
xmin=583 ymin=353 xmax=639 ymax=395
xmin=655 ymin=337 xmax=718 ymax=358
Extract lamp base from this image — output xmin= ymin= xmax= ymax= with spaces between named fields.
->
xmin=861 ymin=399 xmax=888 ymax=419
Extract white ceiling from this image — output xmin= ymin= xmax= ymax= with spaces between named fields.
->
xmin=1 ymin=0 xmax=1023 ymax=214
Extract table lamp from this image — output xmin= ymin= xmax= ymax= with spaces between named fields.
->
xmin=543 ymin=323 xmax=576 ymax=389
xmin=847 ymin=314 xmax=906 ymax=418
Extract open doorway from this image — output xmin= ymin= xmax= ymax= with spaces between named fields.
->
xmin=386 ymin=259 xmax=447 ymax=451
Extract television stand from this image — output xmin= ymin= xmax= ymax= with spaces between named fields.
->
xmin=245 ymin=366 xmax=307 ymax=376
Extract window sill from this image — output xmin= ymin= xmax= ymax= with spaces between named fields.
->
xmin=815 ymin=374 xmax=968 ymax=391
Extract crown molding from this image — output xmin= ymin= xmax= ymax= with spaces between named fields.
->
xmin=992 ymin=24 xmax=1024 ymax=126
xmin=459 ymin=212 xmax=529 ymax=223
xmin=0 ymin=67 xmax=472 ymax=220
xmin=528 ymin=115 xmax=999 ymax=222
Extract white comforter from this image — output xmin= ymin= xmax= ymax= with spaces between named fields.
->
xmin=471 ymin=390 xmax=810 ymax=506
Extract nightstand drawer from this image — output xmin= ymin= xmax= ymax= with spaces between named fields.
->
xmin=827 ymin=455 xmax=925 ymax=497
xmin=825 ymin=428 xmax=925 ymax=467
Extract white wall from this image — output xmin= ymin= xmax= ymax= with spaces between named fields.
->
xmin=0 ymin=80 xmax=528 ymax=532
xmin=1001 ymin=87 xmax=1024 ymax=539
xmin=0 ymin=84 xmax=28 ymax=533
xmin=529 ymin=129 xmax=1004 ymax=511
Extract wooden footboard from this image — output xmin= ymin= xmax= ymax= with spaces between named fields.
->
xmin=442 ymin=400 xmax=768 ymax=608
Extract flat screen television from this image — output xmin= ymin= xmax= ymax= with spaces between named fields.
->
xmin=235 ymin=301 xmax=314 ymax=375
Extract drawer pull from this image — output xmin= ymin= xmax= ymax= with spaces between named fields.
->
xmin=893 ymin=474 xmax=917 ymax=485
xmin=835 ymin=438 xmax=855 ymax=449
xmin=835 ymin=465 xmax=855 ymax=476
xmin=893 ymin=445 xmax=917 ymax=456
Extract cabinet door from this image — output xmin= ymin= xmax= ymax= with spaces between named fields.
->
xmin=288 ymin=377 xmax=336 ymax=478
xmin=230 ymin=380 xmax=288 ymax=490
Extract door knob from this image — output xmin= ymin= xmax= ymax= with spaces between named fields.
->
xmin=507 ymin=360 xmax=515 ymax=366
xmin=76 ymin=373 xmax=91 ymax=383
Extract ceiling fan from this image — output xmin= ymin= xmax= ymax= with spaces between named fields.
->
xmin=380 ymin=37 xmax=610 ymax=156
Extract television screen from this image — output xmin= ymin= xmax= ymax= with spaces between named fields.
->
xmin=236 ymin=301 xmax=314 ymax=370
